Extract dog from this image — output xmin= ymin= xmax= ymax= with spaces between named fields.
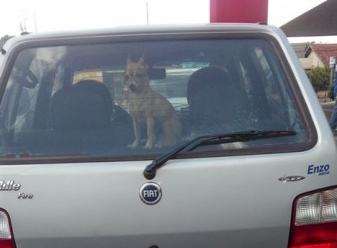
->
xmin=124 ymin=57 xmax=181 ymax=149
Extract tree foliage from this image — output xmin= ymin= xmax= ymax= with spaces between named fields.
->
xmin=306 ymin=66 xmax=330 ymax=91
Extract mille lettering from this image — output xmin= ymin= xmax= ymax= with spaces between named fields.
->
xmin=0 ymin=180 xmax=21 ymax=191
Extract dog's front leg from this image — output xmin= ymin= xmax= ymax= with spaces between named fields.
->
xmin=145 ymin=116 xmax=155 ymax=149
xmin=129 ymin=117 xmax=141 ymax=148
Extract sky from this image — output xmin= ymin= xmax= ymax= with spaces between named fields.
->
xmin=0 ymin=0 xmax=335 ymax=43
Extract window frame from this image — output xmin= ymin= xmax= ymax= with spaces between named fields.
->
xmin=250 ymin=46 xmax=292 ymax=125
xmin=0 ymin=31 xmax=317 ymax=165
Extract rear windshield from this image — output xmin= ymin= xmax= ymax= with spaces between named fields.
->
xmin=0 ymin=38 xmax=314 ymax=161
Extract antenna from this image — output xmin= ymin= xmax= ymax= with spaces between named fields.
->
xmin=33 ymin=11 xmax=38 ymax=32
xmin=19 ymin=21 xmax=26 ymax=33
xmin=146 ymin=0 xmax=149 ymax=24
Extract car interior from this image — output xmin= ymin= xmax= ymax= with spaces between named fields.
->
xmin=0 ymin=39 xmax=301 ymax=158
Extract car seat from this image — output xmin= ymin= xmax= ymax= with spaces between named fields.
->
xmin=50 ymin=80 xmax=132 ymax=154
xmin=51 ymin=80 xmax=112 ymax=130
xmin=187 ymin=66 xmax=247 ymax=135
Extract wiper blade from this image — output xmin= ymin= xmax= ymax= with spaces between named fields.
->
xmin=143 ymin=130 xmax=296 ymax=180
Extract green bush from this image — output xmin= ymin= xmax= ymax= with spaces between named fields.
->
xmin=306 ymin=66 xmax=330 ymax=92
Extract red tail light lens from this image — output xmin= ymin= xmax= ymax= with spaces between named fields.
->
xmin=289 ymin=187 xmax=337 ymax=248
xmin=0 ymin=209 xmax=15 ymax=248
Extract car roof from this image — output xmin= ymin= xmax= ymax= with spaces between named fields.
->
xmin=3 ymin=23 xmax=279 ymax=50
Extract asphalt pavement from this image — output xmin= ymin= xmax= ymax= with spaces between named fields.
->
xmin=321 ymin=101 xmax=334 ymax=119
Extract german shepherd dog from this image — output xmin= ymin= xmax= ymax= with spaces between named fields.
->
xmin=124 ymin=57 xmax=181 ymax=149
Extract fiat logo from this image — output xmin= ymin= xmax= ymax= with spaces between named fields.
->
xmin=139 ymin=182 xmax=162 ymax=205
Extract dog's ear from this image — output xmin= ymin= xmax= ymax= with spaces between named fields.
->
xmin=127 ymin=57 xmax=132 ymax=66
xmin=138 ymin=57 xmax=149 ymax=70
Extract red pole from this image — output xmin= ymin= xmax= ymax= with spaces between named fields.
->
xmin=210 ymin=0 xmax=268 ymax=24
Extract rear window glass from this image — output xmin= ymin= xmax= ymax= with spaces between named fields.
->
xmin=0 ymin=38 xmax=313 ymax=161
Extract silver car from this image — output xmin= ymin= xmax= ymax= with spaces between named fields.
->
xmin=0 ymin=24 xmax=336 ymax=248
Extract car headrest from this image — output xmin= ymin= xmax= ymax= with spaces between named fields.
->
xmin=51 ymin=80 xmax=112 ymax=130
xmin=187 ymin=66 xmax=243 ymax=132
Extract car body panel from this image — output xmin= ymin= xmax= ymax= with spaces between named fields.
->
xmin=0 ymin=24 xmax=336 ymax=248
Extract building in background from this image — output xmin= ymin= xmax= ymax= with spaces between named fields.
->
xmin=292 ymin=43 xmax=337 ymax=70
xmin=291 ymin=43 xmax=311 ymax=70
xmin=282 ymin=0 xmax=337 ymax=37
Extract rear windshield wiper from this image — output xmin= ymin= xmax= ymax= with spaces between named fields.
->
xmin=143 ymin=130 xmax=296 ymax=180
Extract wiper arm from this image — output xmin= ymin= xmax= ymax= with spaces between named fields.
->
xmin=143 ymin=130 xmax=296 ymax=180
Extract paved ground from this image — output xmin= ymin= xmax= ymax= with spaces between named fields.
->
xmin=321 ymin=101 xmax=334 ymax=119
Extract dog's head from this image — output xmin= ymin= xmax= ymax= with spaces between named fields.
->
xmin=124 ymin=57 xmax=149 ymax=93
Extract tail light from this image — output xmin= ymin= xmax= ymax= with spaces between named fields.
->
xmin=0 ymin=209 xmax=15 ymax=248
xmin=289 ymin=186 xmax=337 ymax=248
